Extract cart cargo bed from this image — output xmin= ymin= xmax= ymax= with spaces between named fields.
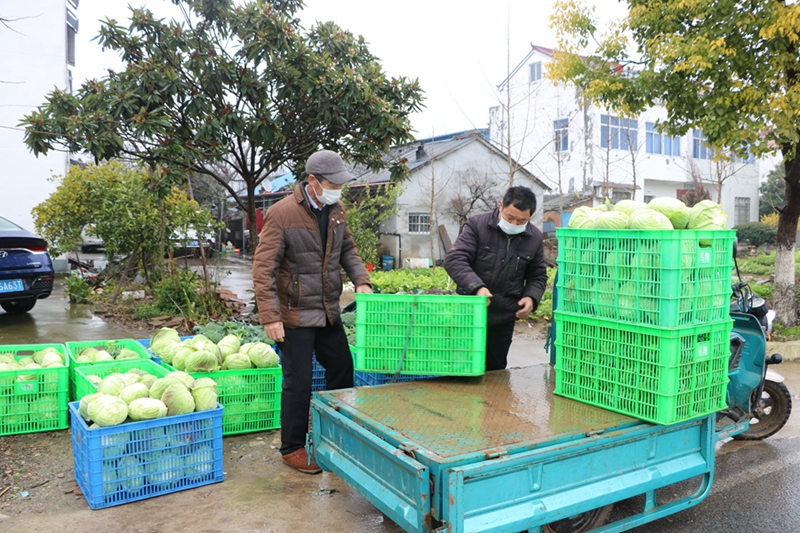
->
xmin=311 ymin=365 xmax=716 ymax=533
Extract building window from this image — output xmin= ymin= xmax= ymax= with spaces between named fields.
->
xmin=600 ymin=115 xmax=638 ymax=150
xmin=611 ymin=190 xmax=632 ymax=203
xmin=644 ymin=195 xmax=654 ymax=203
xmin=735 ymin=197 xmax=750 ymax=226
xmin=553 ymin=118 xmax=569 ymax=152
xmin=408 ymin=213 xmax=430 ymax=234
xmin=645 ymin=122 xmax=681 ymax=156
xmin=66 ymin=24 xmax=76 ymax=66
xmin=693 ymin=129 xmax=712 ymax=160
xmin=530 ymin=62 xmax=542 ymax=82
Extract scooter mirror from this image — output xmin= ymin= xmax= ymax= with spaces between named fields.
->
xmin=732 ymin=237 xmax=739 ymax=259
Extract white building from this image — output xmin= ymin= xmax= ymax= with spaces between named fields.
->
xmin=489 ymin=45 xmax=763 ymax=228
xmin=0 ymin=0 xmax=78 ymax=232
xmin=353 ymin=131 xmax=550 ymax=266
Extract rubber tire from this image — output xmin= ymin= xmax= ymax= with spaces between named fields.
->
xmin=1 ymin=298 xmax=37 ymax=314
xmin=733 ymin=380 xmax=792 ymax=441
xmin=542 ymin=505 xmax=613 ymax=533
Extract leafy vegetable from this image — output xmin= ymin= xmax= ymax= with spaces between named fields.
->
xmin=647 ymin=197 xmax=690 ymax=229
xmin=594 ymin=211 xmax=629 ymax=229
xmin=628 ymin=209 xmax=674 ymax=230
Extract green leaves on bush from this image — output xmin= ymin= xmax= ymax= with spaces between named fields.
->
xmin=734 ymin=222 xmax=777 ymax=247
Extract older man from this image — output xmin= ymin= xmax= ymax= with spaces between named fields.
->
xmin=253 ymin=149 xmax=372 ymax=474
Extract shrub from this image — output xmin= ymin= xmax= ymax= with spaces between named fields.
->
xmin=734 ymin=222 xmax=777 ymax=247
xmin=155 ymin=270 xmax=200 ymax=315
xmin=65 ymin=276 xmax=92 ymax=304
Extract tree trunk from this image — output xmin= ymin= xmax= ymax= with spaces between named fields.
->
xmin=774 ymin=153 xmax=800 ymax=326
xmin=186 ymin=176 xmax=210 ymax=285
xmin=247 ymin=180 xmax=259 ymax=254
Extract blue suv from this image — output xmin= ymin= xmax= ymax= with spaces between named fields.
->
xmin=0 ymin=216 xmax=54 ymax=314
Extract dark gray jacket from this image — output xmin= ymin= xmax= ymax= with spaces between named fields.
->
xmin=444 ymin=208 xmax=547 ymax=326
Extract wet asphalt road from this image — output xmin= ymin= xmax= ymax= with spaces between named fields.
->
xmin=1 ymin=255 xmax=800 ymax=532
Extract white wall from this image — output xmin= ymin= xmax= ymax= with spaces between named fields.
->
xmin=0 ymin=1 xmax=71 ymax=232
xmin=490 ymin=49 xmax=763 ymax=225
xmin=380 ymin=139 xmax=547 ymax=264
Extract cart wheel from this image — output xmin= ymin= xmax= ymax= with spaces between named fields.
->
xmin=733 ymin=380 xmax=792 ymax=440
xmin=542 ymin=505 xmax=613 ymax=533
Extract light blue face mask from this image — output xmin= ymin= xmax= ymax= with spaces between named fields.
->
xmin=317 ymin=186 xmax=342 ymax=205
xmin=498 ymin=216 xmax=527 ymax=235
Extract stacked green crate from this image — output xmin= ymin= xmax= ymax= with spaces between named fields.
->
xmin=0 ymin=343 xmax=69 ymax=436
xmin=554 ymin=228 xmax=736 ymax=425
xmin=65 ymin=339 xmax=154 ymax=401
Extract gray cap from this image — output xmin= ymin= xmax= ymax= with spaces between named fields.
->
xmin=305 ymin=150 xmax=355 ymax=185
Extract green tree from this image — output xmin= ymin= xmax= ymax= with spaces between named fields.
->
xmin=343 ymin=183 xmax=404 ymax=267
xmin=549 ymin=0 xmax=800 ymax=325
xmin=21 ymin=0 xmax=423 ymax=251
xmin=761 ymin=166 xmax=787 ymax=218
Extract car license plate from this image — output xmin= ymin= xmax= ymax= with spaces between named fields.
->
xmin=0 ymin=279 xmax=24 ymax=293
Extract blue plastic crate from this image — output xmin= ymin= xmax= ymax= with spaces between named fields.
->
xmin=311 ymin=356 xmax=326 ymax=392
xmin=353 ymin=371 xmax=438 ymax=387
xmin=69 ymin=401 xmax=224 ymax=509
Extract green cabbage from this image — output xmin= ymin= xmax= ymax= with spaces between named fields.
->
xmin=0 ymin=354 xmax=15 ymax=365
xmin=567 ymin=206 xmax=599 ymax=229
xmin=172 ymin=346 xmax=197 ymax=371
xmin=138 ymin=374 xmax=158 ymax=389
xmin=150 ymin=327 xmax=181 ymax=350
xmin=218 ymin=334 xmax=241 ymax=359
xmin=95 ymin=350 xmax=114 ymax=362
xmin=594 ymin=211 xmax=629 ymax=229
xmin=149 ymin=378 xmax=173 ymax=401
xmin=191 ymin=378 xmax=218 ymax=412
xmin=612 ymin=200 xmax=648 ymax=216
xmin=223 ymin=352 xmax=252 ymax=370
xmin=647 ymin=197 xmax=690 ymax=229
xmin=245 ymin=343 xmax=279 ymax=368
xmin=185 ymin=334 xmax=211 ymax=346
xmin=115 ymin=348 xmax=142 ymax=360
xmin=162 ymin=383 xmax=195 ymax=416
xmin=117 ymin=456 xmax=146 ymax=494
xmin=120 ymin=383 xmax=151 ymax=404
xmin=79 ymin=393 xmax=101 ymax=421
xmin=628 ymin=209 xmax=674 ymax=230
xmin=185 ymin=350 xmax=220 ymax=373
xmin=166 ymin=371 xmax=196 ymax=389
xmin=128 ymin=397 xmax=168 ymax=420
xmin=97 ymin=374 xmax=127 ymax=396
xmin=688 ymin=200 xmax=728 ymax=230
xmin=77 ymin=347 xmax=98 ymax=362
xmin=184 ymin=444 xmax=215 ymax=481
xmin=30 ymin=395 xmax=60 ymax=423
xmin=102 ymin=460 xmax=121 ymax=496
xmin=87 ymin=394 xmax=129 ymax=427
xmin=33 ymin=348 xmax=62 ymax=365
xmin=100 ymin=431 xmax=128 ymax=459
xmin=144 ymin=452 xmax=185 ymax=488
xmin=158 ymin=342 xmax=182 ymax=364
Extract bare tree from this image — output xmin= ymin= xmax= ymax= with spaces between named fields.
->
xmin=445 ymin=170 xmax=500 ymax=233
xmin=415 ymin=143 xmax=453 ymax=267
xmin=684 ymin=149 xmax=749 ymax=204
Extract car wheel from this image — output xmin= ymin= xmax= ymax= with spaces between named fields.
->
xmin=1 ymin=298 xmax=37 ymax=314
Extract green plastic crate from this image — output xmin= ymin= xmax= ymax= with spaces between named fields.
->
xmin=66 ymin=339 xmax=155 ymax=401
xmin=554 ymin=311 xmax=731 ymax=425
xmin=73 ymin=359 xmax=171 ymax=401
xmin=0 ymin=343 xmax=69 ymax=436
xmin=163 ymin=363 xmax=282 ymax=436
xmin=556 ymin=228 xmax=735 ymax=327
xmin=354 ymin=293 xmax=487 ymax=376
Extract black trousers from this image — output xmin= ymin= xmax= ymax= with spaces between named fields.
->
xmin=277 ymin=317 xmax=354 ymax=455
xmin=485 ymin=320 xmax=516 ymax=371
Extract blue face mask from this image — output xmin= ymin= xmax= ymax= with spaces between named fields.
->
xmin=498 ymin=216 xmax=527 ymax=235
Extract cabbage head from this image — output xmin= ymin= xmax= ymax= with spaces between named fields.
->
xmin=185 ymin=350 xmax=220 ymax=373
xmin=33 ymin=348 xmax=61 ymax=365
xmin=162 ymin=383 xmax=195 ymax=416
xmin=41 ymin=352 xmax=65 ymax=368
xmin=120 ymin=383 xmax=151 ymax=404
xmin=191 ymin=378 xmax=218 ymax=411
xmin=223 ymin=352 xmax=252 ymax=370
xmin=172 ymin=345 xmax=196 ymax=371
xmin=647 ymin=197 xmax=690 ymax=229
xmin=166 ymin=371 xmax=196 ymax=389
xmin=95 ymin=350 xmax=114 ymax=362
xmin=149 ymin=378 xmax=173 ymax=401
xmin=158 ymin=342 xmax=182 ymax=364
xmin=77 ymin=347 xmax=98 ymax=362
xmin=248 ymin=343 xmax=279 ymax=368
xmin=88 ymin=394 xmax=129 ymax=427
xmin=115 ymin=348 xmax=141 ymax=360
xmin=628 ymin=209 xmax=674 ymax=230
xmin=567 ymin=206 xmax=599 ymax=229
xmin=79 ymin=393 xmax=101 ymax=421
xmin=138 ymin=374 xmax=158 ymax=389
xmin=594 ymin=211 xmax=629 ymax=229
xmin=186 ymin=334 xmax=210 ymax=346
xmin=150 ymin=327 xmax=180 ymax=349
xmin=87 ymin=375 xmax=102 ymax=387
xmin=96 ymin=374 xmax=127 ymax=396
xmin=117 ymin=456 xmax=146 ymax=494
xmin=160 ymin=382 xmax=190 ymax=406
xmin=612 ymin=200 xmax=648 ymax=216
xmin=0 ymin=353 xmax=15 ymax=365
xmin=128 ymin=397 xmax=168 ymax=421
xmin=688 ymin=200 xmax=728 ymax=230
xmin=218 ymin=334 xmax=241 ymax=359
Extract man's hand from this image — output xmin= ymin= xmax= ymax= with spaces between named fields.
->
xmin=476 ymin=287 xmax=492 ymax=307
xmin=264 ymin=321 xmax=285 ymax=343
xmin=355 ymin=284 xmax=373 ymax=294
xmin=516 ymin=296 xmax=534 ymax=319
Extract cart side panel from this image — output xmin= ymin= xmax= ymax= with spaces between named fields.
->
xmin=443 ymin=415 xmax=715 ymax=533
xmin=311 ymin=401 xmax=431 ymax=533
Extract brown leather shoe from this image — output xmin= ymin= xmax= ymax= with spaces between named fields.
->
xmin=281 ymin=448 xmax=322 ymax=474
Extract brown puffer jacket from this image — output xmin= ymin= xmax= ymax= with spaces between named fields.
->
xmin=253 ymin=184 xmax=370 ymax=328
